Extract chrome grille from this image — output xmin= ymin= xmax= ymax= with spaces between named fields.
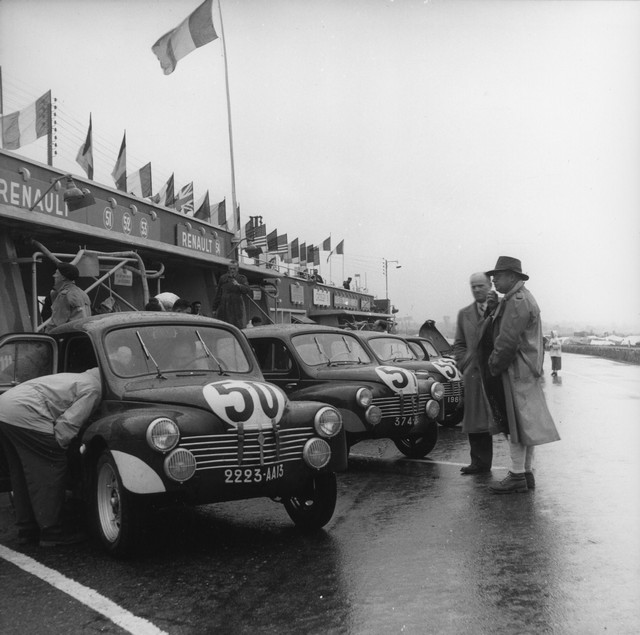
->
xmin=180 ymin=426 xmax=312 ymax=471
xmin=372 ymin=393 xmax=423 ymax=419
xmin=444 ymin=381 xmax=464 ymax=398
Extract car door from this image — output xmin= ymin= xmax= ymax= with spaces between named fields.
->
xmin=249 ymin=337 xmax=300 ymax=393
xmin=0 ymin=334 xmax=58 ymax=492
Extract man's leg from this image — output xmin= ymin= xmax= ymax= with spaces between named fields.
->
xmin=0 ymin=423 xmax=39 ymax=539
xmin=488 ymin=439 xmax=528 ymax=494
xmin=462 ymin=432 xmax=493 ymax=473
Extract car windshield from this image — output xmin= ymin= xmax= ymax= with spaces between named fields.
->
xmin=292 ymin=332 xmax=372 ymax=367
xmin=104 ymin=325 xmax=251 ymax=377
xmin=408 ymin=340 xmax=439 ymax=360
xmin=369 ymin=337 xmax=417 ymax=362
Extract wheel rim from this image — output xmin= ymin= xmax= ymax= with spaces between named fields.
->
xmin=96 ymin=461 xmax=121 ymax=543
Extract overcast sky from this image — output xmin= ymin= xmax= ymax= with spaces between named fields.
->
xmin=2 ymin=0 xmax=639 ymax=332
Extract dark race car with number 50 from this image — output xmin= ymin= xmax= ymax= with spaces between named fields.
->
xmin=246 ymin=324 xmax=444 ymax=459
xmin=0 ymin=313 xmax=347 ymax=557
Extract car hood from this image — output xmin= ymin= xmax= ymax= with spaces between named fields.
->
xmin=313 ymin=364 xmax=420 ymax=395
xmin=381 ymin=359 xmax=462 ymax=382
xmin=120 ymin=376 xmax=290 ymax=428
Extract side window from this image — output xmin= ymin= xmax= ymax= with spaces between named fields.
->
xmin=251 ymin=339 xmax=293 ymax=373
xmin=64 ymin=336 xmax=98 ymax=373
xmin=0 ymin=339 xmax=56 ymax=390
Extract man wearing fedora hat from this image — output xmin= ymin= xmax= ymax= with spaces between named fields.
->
xmin=43 ymin=263 xmax=91 ymax=333
xmin=481 ymin=256 xmax=560 ymax=493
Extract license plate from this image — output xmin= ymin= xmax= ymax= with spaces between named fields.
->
xmin=223 ymin=464 xmax=284 ymax=484
xmin=447 ymin=396 xmax=461 ymax=404
xmin=393 ymin=415 xmax=417 ymax=427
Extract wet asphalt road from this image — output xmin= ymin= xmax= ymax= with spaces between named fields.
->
xmin=1 ymin=352 xmax=639 ymax=634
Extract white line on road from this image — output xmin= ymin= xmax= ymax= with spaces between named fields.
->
xmin=0 ymin=544 xmax=168 ymax=635
xmin=349 ymin=453 xmax=508 ymax=470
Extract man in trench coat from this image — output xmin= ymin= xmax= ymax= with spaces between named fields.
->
xmin=453 ymin=272 xmax=495 ymax=474
xmin=212 ymin=261 xmax=250 ymax=330
xmin=481 ymin=256 xmax=560 ymax=494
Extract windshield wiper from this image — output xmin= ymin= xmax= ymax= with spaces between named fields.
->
xmin=313 ymin=337 xmax=331 ymax=366
xmin=195 ymin=329 xmax=226 ymax=375
xmin=136 ymin=331 xmax=166 ymax=379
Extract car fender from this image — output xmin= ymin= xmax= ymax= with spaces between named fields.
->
xmin=111 ymin=449 xmax=166 ymax=494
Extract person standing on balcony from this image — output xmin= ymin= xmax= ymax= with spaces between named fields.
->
xmin=212 ymin=261 xmax=250 ymax=329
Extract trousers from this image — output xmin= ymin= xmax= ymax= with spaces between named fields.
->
xmin=0 ymin=421 xmax=67 ymax=534
xmin=468 ymin=432 xmax=493 ymax=468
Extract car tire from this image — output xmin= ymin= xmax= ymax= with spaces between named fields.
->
xmin=393 ymin=421 xmax=438 ymax=458
xmin=283 ymin=472 xmax=337 ymax=531
xmin=440 ymin=409 xmax=464 ymax=428
xmin=92 ymin=450 xmax=146 ymax=557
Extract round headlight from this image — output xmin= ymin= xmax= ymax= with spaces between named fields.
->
xmin=365 ymin=405 xmax=383 ymax=425
xmin=356 ymin=387 xmax=373 ymax=407
xmin=164 ymin=448 xmax=196 ymax=482
xmin=425 ymin=400 xmax=440 ymax=419
xmin=146 ymin=417 xmax=180 ymax=452
xmin=303 ymin=438 xmax=332 ymax=469
xmin=314 ymin=406 xmax=343 ymax=438
xmin=430 ymin=382 xmax=445 ymax=401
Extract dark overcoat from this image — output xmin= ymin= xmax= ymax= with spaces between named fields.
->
xmin=212 ymin=273 xmax=250 ymax=329
xmin=453 ymin=302 xmax=493 ymax=434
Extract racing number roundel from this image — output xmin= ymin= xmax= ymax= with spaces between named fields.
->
xmin=202 ymin=380 xmax=286 ymax=429
xmin=374 ymin=366 xmax=418 ymax=394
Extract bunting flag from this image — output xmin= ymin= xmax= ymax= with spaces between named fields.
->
xmin=194 ymin=190 xmax=211 ymax=221
xmin=152 ymin=0 xmax=218 ymax=75
xmin=111 ymin=133 xmax=127 ymax=191
xmin=151 ymin=173 xmax=175 ymax=207
xmin=291 ymin=238 xmax=299 ymax=263
xmin=175 ymin=182 xmax=194 ymax=214
xmin=322 ymin=236 xmax=331 ymax=251
xmin=299 ymin=242 xmax=307 ymax=265
xmin=128 ymin=162 xmax=152 ymax=198
xmin=214 ymin=198 xmax=226 ymax=227
xmin=267 ymin=229 xmax=278 ymax=253
xmin=336 ymin=239 xmax=344 ymax=255
xmin=1 ymin=91 xmax=51 ymax=150
xmin=75 ymin=114 xmax=93 ymax=179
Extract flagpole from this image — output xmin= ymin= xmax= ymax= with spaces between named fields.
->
xmin=217 ymin=0 xmax=238 ymax=234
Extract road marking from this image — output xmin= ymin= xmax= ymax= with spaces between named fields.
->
xmin=349 ymin=453 xmax=507 ymax=470
xmin=0 ymin=544 xmax=167 ymax=635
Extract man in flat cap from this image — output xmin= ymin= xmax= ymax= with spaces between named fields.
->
xmin=481 ymin=256 xmax=560 ymax=493
xmin=43 ymin=263 xmax=91 ymax=332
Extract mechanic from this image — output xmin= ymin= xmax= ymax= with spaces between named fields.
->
xmin=0 ymin=368 xmax=102 ymax=546
xmin=453 ymin=272 xmax=495 ymax=475
xmin=481 ymin=256 xmax=560 ymax=494
xmin=43 ymin=263 xmax=91 ymax=332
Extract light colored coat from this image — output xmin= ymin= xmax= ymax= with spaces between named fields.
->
xmin=485 ymin=281 xmax=560 ymax=446
xmin=453 ymin=302 xmax=493 ymax=434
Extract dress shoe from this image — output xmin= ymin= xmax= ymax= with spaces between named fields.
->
xmin=460 ymin=464 xmax=491 ymax=474
xmin=488 ymin=471 xmax=528 ymax=494
xmin=525 ymin=471 xmax=535 ymax=489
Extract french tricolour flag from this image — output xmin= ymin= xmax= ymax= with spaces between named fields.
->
xmin=152 ymin=0 xmax=218 ymax=75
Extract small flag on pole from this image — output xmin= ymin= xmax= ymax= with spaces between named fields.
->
xmin=111 ymin=133 xmax=127 ymax=191
xmin=75 ymin=114 xmax=93 ymax=179
xmin=1 ymin=91 xmax=51 ymax=150
xmin=336 ymin=239 xmax=344 ymax=255
xmin=299 ymin=242 xmax=307 ymax=265
xmin=151 ymin=173 xmax=175 ymax=207
xmin=267 ymin=229 xmax=278 ymax=253
xmin=152 ymin=0 xmax=218 ymax=75
xmin=128 ymin=162 xmax=152 ymax=198
xmin=175 ymin=182 xmax=194 ymax=214
xmin=322 ymin=236 xmax=331 ymax=251
xmin=194 ymin=190 xmax=211 ymax=222
xmin=214 ymin=198 xmax=227 ymax=227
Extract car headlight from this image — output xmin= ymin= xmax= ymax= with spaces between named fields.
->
xmin=430 ymin=382 xmax=445 ymax=400
xmin=314 ymin=406 xmax=342 ymax=437
xmin=302 ymin=438 xmax=332 ymax=469
xmin=356 ymin=387 xmax=373 ymax=407
xmin=365 ymin=405 xmax=383 ymax=425
xmin=164 ymin=448 xmax=196 ymax=482
xmin=146 ymin=417 xmax=180 ymax=452
xmin=425 ymin=400 xmax=440 ymax=419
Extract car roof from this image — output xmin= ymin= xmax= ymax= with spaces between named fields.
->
xmin=47 ymin=312 xmax=237 ymax=336
xmin=352 ymin=331 xmax=409 ymax=341
xmin=245 ymin=324 xmax=348 ymax=338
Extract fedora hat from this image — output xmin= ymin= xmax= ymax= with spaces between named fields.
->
xmin=485 ymin=256 xmax=529 ymax=280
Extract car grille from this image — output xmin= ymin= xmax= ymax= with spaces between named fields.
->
xmin=180 ymin=426 xmax=312 ymax=471
xmin=372 ymin=393 xmax=424 ymax=419
xmin=444 ymin=381 xmax=464 ymax=398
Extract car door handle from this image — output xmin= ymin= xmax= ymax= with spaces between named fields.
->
xmin=284 ymin=382 xmax=298 ymax=390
